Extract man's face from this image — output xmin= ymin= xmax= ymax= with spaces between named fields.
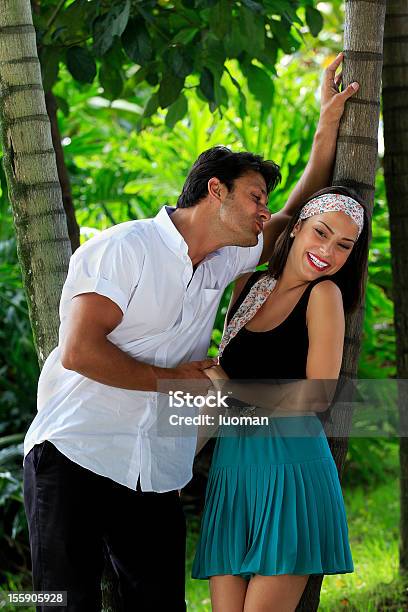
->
xmin=218 ymin=171 xmax=271 ymax=246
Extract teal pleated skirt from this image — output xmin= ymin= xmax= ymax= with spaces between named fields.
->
xmin=192 ymin=415 xmax=354 ymax=580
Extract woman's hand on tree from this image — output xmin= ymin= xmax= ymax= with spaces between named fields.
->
xmin=319 ymin=52 xmax=359 ymax=127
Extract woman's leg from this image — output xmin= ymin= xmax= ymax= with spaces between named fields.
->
xmin=209 ymin=575 xmax=249 ymax=612
xmin=243 ymin=574 xmax=309 ymax=612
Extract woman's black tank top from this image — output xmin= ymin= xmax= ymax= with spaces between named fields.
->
xmin=220 ymin=271 xmax=331 ymax=380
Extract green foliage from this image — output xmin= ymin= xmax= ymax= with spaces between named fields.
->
xmin=0 ymin=163 xmax=37 ymax=580
xmin=359 ymin=167 xmax=395 ymax=378
xmin=34 ymin=0 xmax=325 ymax=124
xmin=0 ymin=261 xmax=35 ymax=575
xmin=344 ymin=438 xmax=399 ymax=488
xmin=0 ymin=247 xmax=39 ymax=432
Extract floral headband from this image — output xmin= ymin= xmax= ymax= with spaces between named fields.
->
xmin=298 ymin=194 xmax=364 ymax=238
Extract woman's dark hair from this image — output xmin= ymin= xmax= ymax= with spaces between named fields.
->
xmin=177 ymin=146 xmax=281 ymax=208
xmin=268 ymin=186 xmax=371 ymax=313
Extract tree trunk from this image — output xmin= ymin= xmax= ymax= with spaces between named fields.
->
xmin=0 ymin=0 xmax=71 ymax=365
xmin=31 ymin=0 xmax=80 ymax=253
xmin=382 ymin=0 xmax=408 ymax=579
xmin=0 ymin=1 xmax=120 ymax=609
xmin=297 ymin=1 xmax=386 ymax=610
xmin=44 ymin=91 xmax=80 ymax=253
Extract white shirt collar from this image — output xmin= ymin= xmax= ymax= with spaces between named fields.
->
xmin=153 ymin=205 xmax=222 ymax=262
xmin=153 ymin=206 xmax=188 ymax=257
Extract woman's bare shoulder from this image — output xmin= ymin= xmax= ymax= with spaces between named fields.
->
xmin=310 ymin=278 xmax=342 ymax=298
xmin=307 ymin=279 xmax=344 ymax=323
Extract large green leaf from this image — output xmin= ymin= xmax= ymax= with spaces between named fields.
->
xmin=305 ymin=6 xmax=324 ymax=37
xmin=214 ymin=80 xmax=228 ymax=108
xmin=143 ymin=92 xmax=160 ymax=118
xmin=224 ymin=18 xmax=245 ymax=58
xmin=158 ymin=71 xmax=185 ymax=109
xmin=242 ymin=6 xmax=265 ymax=56
xmin=93 ymin=0 xmax=131 ymax=57
xmin=99 ymin=62 xmax=124 ymax=100
xmin=165 ymin=94 xmax=188 ymax=129
xmin=199 ymin=67 xmax=215 ymax=103
xmin=122 ymin=19 xmax=153 ymax=64
xmin=165 ymin=46 xmax=194 ymax=80
xmin=66 ymin=46 xmax=97 ymax=84
xmin=172 ymin=28 xmax=199 ymax=45
xmin=40 ymin=46 xmax=61 ymax=91
xmin=209 ymin=0 xmax=231 ymax=39
xmin=243 ymin=64 xmax=275 ymax=109
xmin=268 ymin=17 xmax=300 ymax=54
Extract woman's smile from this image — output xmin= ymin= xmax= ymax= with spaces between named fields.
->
xmin=306 ymin=251 xmax=330 ymax=271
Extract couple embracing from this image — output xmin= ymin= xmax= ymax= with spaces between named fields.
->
xmin=23 ymin=54 xmax=369 ymax=612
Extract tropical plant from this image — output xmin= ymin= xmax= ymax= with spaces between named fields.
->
xmin=34 ymin=0 xmax=325 ymax=123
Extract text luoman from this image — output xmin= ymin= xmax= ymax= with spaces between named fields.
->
xmin=168 ymin=414 xmax=269 ymax=426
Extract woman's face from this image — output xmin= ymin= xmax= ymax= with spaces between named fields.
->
xmin=289 ymin=211 xmax=359 ymax=280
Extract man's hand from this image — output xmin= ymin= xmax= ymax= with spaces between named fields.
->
xmin=171 ymin=359 xmax=217 ymax=380
xmin=194 ymin=364 xmax=230 ymax=457
xmin=159 ymin=358 xmax=217 ymax=396
xmin=319 ymin=52 xmax=359 ymax=128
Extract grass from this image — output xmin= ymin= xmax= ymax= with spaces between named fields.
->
xmin=0 ymin=573 xmax=35 ymax=612
xmin=319 ymin=478 xmax=403 ymax=611
xmin=185 ymin=475 xmax=404 ymax=611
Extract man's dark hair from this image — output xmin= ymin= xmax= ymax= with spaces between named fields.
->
xmin=268 ymin=185 xmax=372 ymax=313
xmin=177 ymin=146 xmax=281 ymax=208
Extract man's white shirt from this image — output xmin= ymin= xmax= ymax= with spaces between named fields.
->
xmin=23 ymin=206 xmax=263 ymax=492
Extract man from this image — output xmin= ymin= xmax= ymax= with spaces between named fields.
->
xmin=23 ymin=54 xmax=358 ymax=611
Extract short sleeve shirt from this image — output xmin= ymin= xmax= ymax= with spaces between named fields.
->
xmin=24 ymin=206 xmax=264 ymax=492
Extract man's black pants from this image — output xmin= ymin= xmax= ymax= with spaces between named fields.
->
xmin=23 ymin=441 xmax=187 ymax=612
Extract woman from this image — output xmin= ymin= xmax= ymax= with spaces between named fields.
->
xmin=191 ymin=186 xmax=370 ymax=612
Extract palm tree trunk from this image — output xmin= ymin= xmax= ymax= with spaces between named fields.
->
xmin=383 ymin=0 xmax=408 ymax=578
xmin=0 ymin=0 xmax=71 ymax=364
xmin=44 ymin=91 xmax=80 ymax=253
xmin=0 ymin=1 xmax=119 ymax=609
xmin=31 ymin=0 xmax=80 ymax=253
xmin=297 ymin=1 xmax=386 ymax=609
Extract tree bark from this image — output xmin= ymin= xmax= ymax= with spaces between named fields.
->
xmin=0 ymin=0 xmax=71 ymax=365
xmin=32 ymin=0 xmax=80 ymax=255
xmin=297 ymin=1 xmax=386 ymax=610
xmin=44 ymin=91 xmax=80 ymax=253
xmin=382 ymin=0 xmax=408 ymax=578
xmin=0 ymin=1 xmax=119 ymax=609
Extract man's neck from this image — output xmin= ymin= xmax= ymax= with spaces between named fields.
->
xmin=170 ymin=206 xmax=226 ymax=266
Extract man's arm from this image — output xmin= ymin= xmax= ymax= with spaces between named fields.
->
xmin=61 ymin=293 xmax=215 ymax=391
xmin=260 ymin=52 xmax=359 ymax=264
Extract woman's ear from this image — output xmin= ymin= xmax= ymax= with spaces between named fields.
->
xmin=291 ymin=220 xmax=302 ymax=236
